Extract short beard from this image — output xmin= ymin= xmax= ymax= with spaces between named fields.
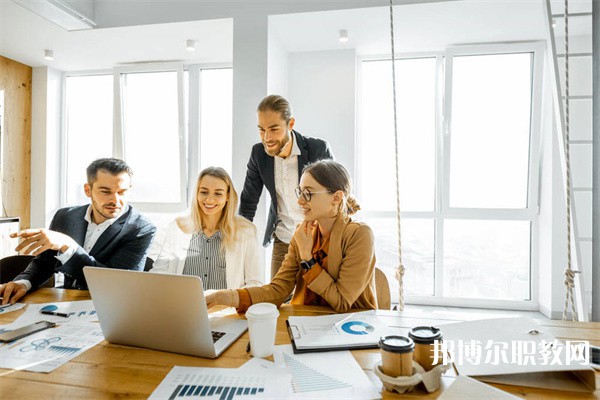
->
xmin=263 ymin=132 xmax=290 ymax=157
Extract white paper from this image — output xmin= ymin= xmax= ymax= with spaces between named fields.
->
xmin=10 ymin=300 xmax=99 ymax=327
xmin=287 ymin=310 xmax=387 ymax=350
xmin=438 ymin=376 xmax=520 ymax=400
xmin=149 ymin=366 xmax=292 ymax=400
xmin=238 ymin=357 xmax=275 ymax=371
xmin=440 ymin=317 xmax=591 ymax=376
xmin=0 ymin=302 xmax=26 ymax=315
xmin=0 ymin=322 xmax=104 ymax=373
xmin=273 ymin=344 xmax=381 ymax=399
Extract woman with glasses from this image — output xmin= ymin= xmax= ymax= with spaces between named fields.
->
xmin=149 ymin=167 xmax=262 ymax=290
xmin=206 ymin=159 xmax=377 ymax=313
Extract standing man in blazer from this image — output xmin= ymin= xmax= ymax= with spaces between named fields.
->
xmin=240 ymin=95 xmax=333 ymax=278
xmin=0 ymin=158 xmax=156 ymax=304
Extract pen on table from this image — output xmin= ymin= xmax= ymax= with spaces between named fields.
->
xmin=40 ymin=310 xmax=70 ymax=318
xmin=0 ymin=303 xmax=13 ymax=310
xmin=246 ymin=342 xmax=251 ymax=353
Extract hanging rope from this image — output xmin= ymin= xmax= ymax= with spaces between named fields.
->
xmin=388 ymin=0 xmax=405 ymax=310
xmin=561 ymin=0 xmax=579 ymax=322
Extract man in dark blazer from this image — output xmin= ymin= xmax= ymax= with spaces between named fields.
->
xmin=240 ymin=95 xmax=333 ymax=278
xmin=0 ymin=158 xmax=156 ymax=304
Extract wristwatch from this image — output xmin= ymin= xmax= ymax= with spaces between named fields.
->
xmin=300 ymin=258 xmax=317 ymax=271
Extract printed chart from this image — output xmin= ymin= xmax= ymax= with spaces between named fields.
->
xmin=273 ymin=344 xmax=380 ymax=399
xmin=287 ymin=311 xmax=387 ymax=351
xmin=149 ymin=366 xmax=291 ymax=400
xmin=0 ymin=322 xmax=104 ymax=372
xmin=11 ymin=300 xmax=99 ymax=326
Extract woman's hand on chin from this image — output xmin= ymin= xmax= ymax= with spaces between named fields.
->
xmin=295 ymin=220 xmax=317 ymax=260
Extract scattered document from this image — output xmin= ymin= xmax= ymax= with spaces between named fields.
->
xmin=0 ymin=322 xmax=104 ymax=373
xmin=238 ymin=357 xmax=275 ymax=372
xmin=287 ymin=311 xmax=388 ymax=352
xmin=273 ymin=344 xmax=381 ymax=399
xmin=438 ymin=376 xmax=520 ymax=400
xmin=0 ymin=302 xmax=26 ymax=314
xmin=10 ymin=300 xmax=99 ymax=326
xmin=149 ymin=366 xmax=292 ymax=400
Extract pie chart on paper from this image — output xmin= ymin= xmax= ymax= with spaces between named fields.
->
xmin=340 ymin=321 xmax=375 ymax=335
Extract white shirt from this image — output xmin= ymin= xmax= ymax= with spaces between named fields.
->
xmin=273 ymin=133 xmax=304 ymax=243
xmin=18 ymin=205 xmax=121 ymax=291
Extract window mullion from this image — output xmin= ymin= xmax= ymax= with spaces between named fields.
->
xmin=187 ymin=66 xmax=201 ymax=204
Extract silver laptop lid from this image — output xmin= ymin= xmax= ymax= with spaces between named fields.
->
xmin=84 ymin=267 xmax=218 ymax=358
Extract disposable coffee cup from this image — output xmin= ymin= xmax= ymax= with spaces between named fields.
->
xmin=408 ymin=326 xmax=443 ymax=371
xmin=378 ymin=335 xmax=414 ymax=377
xmin=245 ymin=303 xmax=279 ymax=358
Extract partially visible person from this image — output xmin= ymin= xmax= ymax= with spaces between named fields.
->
xmin=207 ymin=160 xmax=376 ymax=313
xmin=0 ymin=158 xmax=156 ymax=304
xmin=150 ymin=167 xmax=261 ymax=290
xmin=239 ymin=95 xmax=334 ymax=279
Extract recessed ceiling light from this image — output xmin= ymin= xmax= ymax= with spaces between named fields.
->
xmin=186 ymin=39 xmax=196 ymax=52
xmin=338 ymin=29 xmax=349 ymax=43
xmin=44 ymin=49 xmax=54 ymax=61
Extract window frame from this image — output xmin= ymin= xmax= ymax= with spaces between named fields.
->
xmin=356 ymin=42 xmax=544 ymax=310
xmin=114 ymin=63 xmax=187 ymax=213
xmin=61 ymin=63 xmax=233 ymax=214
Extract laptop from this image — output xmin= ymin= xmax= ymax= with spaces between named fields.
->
xmin=83 ymin=266 xmax=247 ymax=358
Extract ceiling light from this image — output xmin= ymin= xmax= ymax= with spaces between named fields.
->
xmin=186 ymin=39 xmax=196 ymax=52
xmin=44 ymin=49 xmax=54 ymax=61
xmin=338 ymin=29 xmax=349 ymax=43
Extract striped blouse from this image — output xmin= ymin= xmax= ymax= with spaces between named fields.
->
xmin=182 ymin=230 xmax=227 ymax=290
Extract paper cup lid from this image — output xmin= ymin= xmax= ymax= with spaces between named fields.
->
xmin=408 ymin=326 xmax=442 ymax=344
xmin=246 ymin=303 xmax=279 ymax=320
xmin=378 ymin=335 xmax=414 ymax=354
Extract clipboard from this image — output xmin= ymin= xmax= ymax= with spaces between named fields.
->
xmin=285 ymin=311 xmax=387 ymax=354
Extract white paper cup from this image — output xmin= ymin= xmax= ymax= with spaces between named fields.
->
xmin=245 ymin=303 xmax=279 ymax=358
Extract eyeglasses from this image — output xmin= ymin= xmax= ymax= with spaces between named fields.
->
xmin=294 ymin=187 xmax=331 ymax=202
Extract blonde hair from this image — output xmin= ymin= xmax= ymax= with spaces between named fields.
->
xmin=302 ymin=160 xmax=361 ymax=220
xmin=177 ymin=167 xmax=243 ymax=252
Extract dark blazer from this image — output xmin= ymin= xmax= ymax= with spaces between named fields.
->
xmin=15 ymin=204 xmax=156 ymax=290
xmin=239 ymin=130 xmax=333 ymax=246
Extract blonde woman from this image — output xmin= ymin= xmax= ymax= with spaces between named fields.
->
xmin=206 ymin=160 xmax=377 ymax=313
xmin=150 ymin=167 xmax=261 ymax=289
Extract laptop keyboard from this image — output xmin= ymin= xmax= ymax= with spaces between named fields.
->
xmin=211 ymin=330 xmax=226 ymax=343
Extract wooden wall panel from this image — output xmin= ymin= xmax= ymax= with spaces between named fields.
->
xmin=0 ymin=56 xmax=31 ymax=230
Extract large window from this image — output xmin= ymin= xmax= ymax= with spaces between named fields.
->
xmin=358 ymin=44 xmax=541 ymax=307
xmin=63 ymin=65 xmax=233 ymax=213
xmin=121 ymin=70 xmax=183 ymax=204
xmin=64 ymin=75 xmax=113 ymax=205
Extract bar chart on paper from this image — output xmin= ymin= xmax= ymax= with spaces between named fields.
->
xmin=149 ymin=366 xmax=291 ymax=400
xmin=169 ymin=381 xmax=264 ymax=400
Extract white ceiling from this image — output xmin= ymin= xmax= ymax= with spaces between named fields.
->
xmin=0 ymin=0 xmax=233 ymax=71
xmin=0 ymin=0 xmax=594 ymax=71
xmin=269 ymin=0 xmax=592 ymax=55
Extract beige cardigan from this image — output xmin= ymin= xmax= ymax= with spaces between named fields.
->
xmin=246 ymin=215 xmax=377 ymax=312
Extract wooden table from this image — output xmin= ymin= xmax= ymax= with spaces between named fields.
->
xmin=0 ymin=288 xmax=598 ymax=399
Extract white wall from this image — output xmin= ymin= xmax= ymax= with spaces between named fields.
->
xmin=231 ymin=14 xmax=270 ymax=283
xmin=288 ymin=50 xmax=357 ymax=179
xmin=267 ymin=23 xmax=289 ymax=97
xmin=30 ymin=67 xmax=61 ymax=228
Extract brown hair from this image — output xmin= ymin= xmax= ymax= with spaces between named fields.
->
xmin=257 ymin=95 xmax=293 ymax=123
xmin=302 ymin=160 xmax=361 ymax=218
